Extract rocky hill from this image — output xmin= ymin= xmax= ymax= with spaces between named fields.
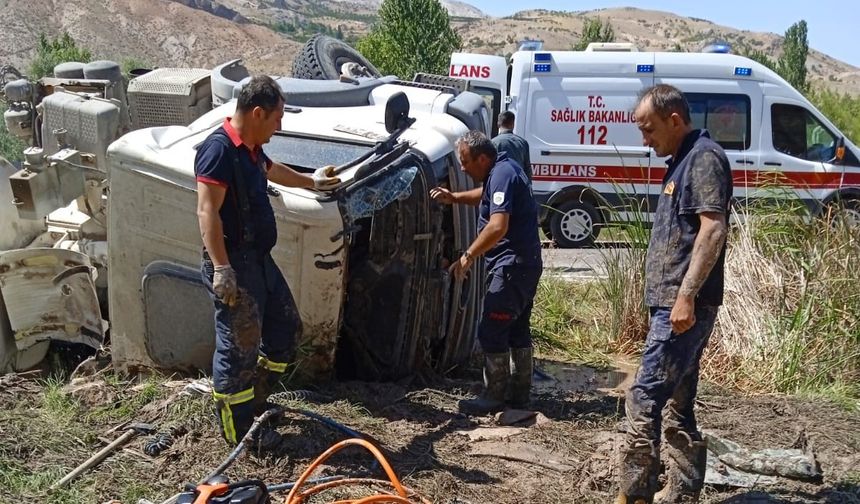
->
xmin=0 ymin=1 xmax=856 ymax=95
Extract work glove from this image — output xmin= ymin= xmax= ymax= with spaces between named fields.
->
xmin=312 ymin=165 xmax=341 ymax=191
xmin=213 ymin=264 xmax=238 ymax=306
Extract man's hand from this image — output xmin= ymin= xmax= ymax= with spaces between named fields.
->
xmin=312 ymin=165 xmax=341 ymax=190
xmin=213 ymin=265 xmax=238 ymax=306
xmin=670 ymin=294 xmax=696 ymax=334
xmin=448 ymin=253 xmax=474 ymax=281
xmin=430 ymin=187 xmax=456 ymax=205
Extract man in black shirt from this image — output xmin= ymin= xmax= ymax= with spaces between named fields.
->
xmin=492 ymin=111 xmax=532 ymax=183
xmin=617 ymin=84 xmax=731 ymax=504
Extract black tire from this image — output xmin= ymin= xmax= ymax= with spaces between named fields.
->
xmin=291 ymin=34 xmax=381 ymax=80
xmin=548 ymin=199 xmax=601 ymax=248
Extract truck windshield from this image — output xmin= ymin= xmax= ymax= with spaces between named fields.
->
xmin=266 ymin=134 xmax=374 ymax=172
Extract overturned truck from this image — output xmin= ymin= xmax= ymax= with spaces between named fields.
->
xmin=0 ymin=37 xmax=492 ymax=380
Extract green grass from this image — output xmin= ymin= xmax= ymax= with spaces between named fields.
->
xmin=86 ymin=374 xmax=168 ymax=423
xmin=531 ymin=274 xmax=614 ymax=367
xmin=539 ymin=186 xmax=860 ymax=405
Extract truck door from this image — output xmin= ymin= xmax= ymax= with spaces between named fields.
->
xmin=761 ymin=94 xmax=845 ymax=211
xmin=654 ymin=77 xmax=762 ymax=208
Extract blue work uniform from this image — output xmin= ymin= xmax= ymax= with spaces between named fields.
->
xmin=477 ymin=153 xmax=543 ymax=354
xmin=195 ymin=118 xmax=302 ymax=444
xmin=620 ymin=130 xmax=732 ymax=497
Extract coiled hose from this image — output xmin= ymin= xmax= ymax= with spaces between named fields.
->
xmin=284 ymin=438 xmax=431 ymax=504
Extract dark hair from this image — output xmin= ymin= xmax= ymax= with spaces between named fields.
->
xmin=637 ymin=84 xmax=691 ymax=124
xmin=498 ymin=110 xmax=515 ymax=129
xmin=236 ymin=75 xmax=284 ymax=114
xmin=458 ymin=130 xmax=497 ymax=161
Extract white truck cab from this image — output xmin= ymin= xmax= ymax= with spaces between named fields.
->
xmin=1 ymin=44 xmax=492 ymax=380
xmin=451 ymin=49 xmax=860 ymax=247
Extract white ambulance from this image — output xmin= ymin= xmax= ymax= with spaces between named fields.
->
xmin=451 ymin=46 xmax=860 ymax=247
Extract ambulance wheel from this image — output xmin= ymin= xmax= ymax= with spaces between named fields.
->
xmin=291 ymin=34 xmax=381 ymax=80
xmin=549 ymin=200 xmax=601 ymax=248
xmin=826 ymin=197 xmax=860 ymax=229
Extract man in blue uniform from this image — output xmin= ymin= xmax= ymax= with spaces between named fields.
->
xmin=492 ymin=111 xmax=532 ymax=183
xmin=430 ymin=130 xmax=542 ymax=415
xmin=195 ymin=75 xmax=340 ymax=449
xmin=616 ymin=85 xmax=731 ymax=504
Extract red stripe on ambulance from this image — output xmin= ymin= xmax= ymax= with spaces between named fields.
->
xmin=533 ymin=165 xmax=860 ymax=189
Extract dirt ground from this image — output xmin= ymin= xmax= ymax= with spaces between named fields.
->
xmin=1 ymin=356 xmax=858 ymax=504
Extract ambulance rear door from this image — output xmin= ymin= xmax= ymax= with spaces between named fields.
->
xmin=449 ymin=53 xmax=507 ymax=136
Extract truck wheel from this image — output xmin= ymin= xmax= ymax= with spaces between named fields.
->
xmin=549 ymin=200 xmax=601 ymax=248
xmin=291 ymin=35 xmax=381 ymax=80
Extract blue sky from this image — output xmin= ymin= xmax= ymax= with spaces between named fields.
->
xmin=464 ymin=1 xmax=859 ymax=67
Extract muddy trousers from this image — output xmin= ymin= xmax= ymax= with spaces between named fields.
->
xmin=619 ymin=305 xmax=718 ymax=500
xmin=202 ymin=250 xmax=302 ymax=444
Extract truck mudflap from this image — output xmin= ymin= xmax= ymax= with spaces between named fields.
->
xmin=0 ymin=248 xmax=104 ymax=371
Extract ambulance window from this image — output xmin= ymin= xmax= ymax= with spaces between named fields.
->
xmin=685 ymin=93 xmax=751 ymax=151
xmin=771 ymin=104 xmax=837 ymax=162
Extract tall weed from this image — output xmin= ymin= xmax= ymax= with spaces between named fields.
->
xmin=707 ymin=201 xmax=860 ymax=398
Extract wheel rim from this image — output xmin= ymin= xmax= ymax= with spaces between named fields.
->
xmin=559 ymin=208 xmax=593 ymax=243
xmin=834 ymin=206 xmax=860 ymax=229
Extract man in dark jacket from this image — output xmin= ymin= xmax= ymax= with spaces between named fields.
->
xmin=492 ymin=111 xmax=532 ymax=183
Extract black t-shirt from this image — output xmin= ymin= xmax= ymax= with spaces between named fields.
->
xmin=194 ymin=121 xmax=277 ymax=254
xmin=645 ymin=129 xmax=732 ymax=307
xmin=479 ymin=153 xmax=542 ymax=271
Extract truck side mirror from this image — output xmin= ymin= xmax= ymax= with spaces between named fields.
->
xmin=384 ymin=92 xmax=410 ymax=133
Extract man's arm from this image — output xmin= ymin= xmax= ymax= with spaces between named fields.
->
xmin=450 ymin=212 xmax=509 ymax=281
xmin=670 ymin=211 xmax=728 ymax=333
xmin=267 ymin=161 xmax=313 ymax=188
xmin=196 ymin=182 xmax=229 ymax=266
xmin=429 ymin=186 xmax=483 ymax=207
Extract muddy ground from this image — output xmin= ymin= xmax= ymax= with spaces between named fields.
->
xmin=1 ymin=356 xmax=858 ymax=504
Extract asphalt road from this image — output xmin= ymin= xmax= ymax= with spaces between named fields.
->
xmin=540 ymin=243 xmax=629 ymax=280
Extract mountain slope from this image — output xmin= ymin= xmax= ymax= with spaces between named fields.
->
xmin=0 ymin=1 xmax=856 ymax=96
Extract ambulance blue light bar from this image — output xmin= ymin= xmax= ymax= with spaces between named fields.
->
xmin=637 ymin=64 xmax=654 ymax=73
xmin=734 ymin=67 xmax=752 ymax=76
xmin=534 ymin=64 xmax=552 ymax=73
xmin=535 ymin=53 xmax=552 ymax=62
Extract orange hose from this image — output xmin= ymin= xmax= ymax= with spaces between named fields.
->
xmin=350 ymin=496 xmax=414 ymax=504
xmin=296 ymin=478 xmax=432 ymax=504
xmin=284 ymin=438 xmax=408 ymax=504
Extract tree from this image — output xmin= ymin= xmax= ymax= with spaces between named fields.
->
xmin=777 ymin=20 xmax=809 ymax=93
xmin=573 ymin=17 xmax=615 ymax=51
xmin=742 ymin=48 xmax=776 ymax=72
xmin=29 ymin=32 xmax=92 ymax=80
xmin=356 ymin=0 xmax=462 ymax=79
xmin=0 ymin=104 xmax=27 ymax=163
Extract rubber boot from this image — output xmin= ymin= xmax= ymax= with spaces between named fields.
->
xmin=617 ymin=437 xmax=659 ymax=504
xmin=508 ymin=347 xmax=533 ymax=409
xmin=654 ymin=430 xmax=707 ymax=504
xmin=458 ymin=352 xmax=509 ymax=415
